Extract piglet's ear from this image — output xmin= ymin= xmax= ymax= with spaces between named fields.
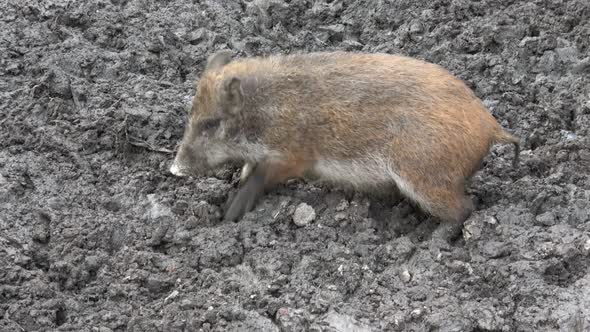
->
xmin=221 ymin=76 xmax=244 ymax=116
xmin=205 ymin=50 xmax=233 ymax=72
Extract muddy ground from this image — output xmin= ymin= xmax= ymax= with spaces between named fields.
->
xmin=1 ymin=0 xmax=590 ymax=331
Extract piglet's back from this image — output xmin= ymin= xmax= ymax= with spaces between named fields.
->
xmin=220 ymin=52 xmax=501 ymax=180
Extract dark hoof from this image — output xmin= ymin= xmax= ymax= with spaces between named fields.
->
xmin=223 ymin=169 xmax=266 ymax=221
xmin=224 ymin=191 xmax=260 ymax=221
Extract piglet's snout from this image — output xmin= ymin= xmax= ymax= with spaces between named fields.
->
xmin=169 ymin=160 xmax=185 ymax=177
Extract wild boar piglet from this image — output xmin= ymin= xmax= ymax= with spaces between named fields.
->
xmin=170 ymin=51 xmax=519 ymax=242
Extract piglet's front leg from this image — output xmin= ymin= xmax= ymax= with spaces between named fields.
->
xmin=223 ymin=159 xmax=311 ymax=222
xmin=224 ymin=164 xmax=266 ymax=221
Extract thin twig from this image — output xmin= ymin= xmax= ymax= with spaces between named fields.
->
xmin=127 ymin=138 xmax=174 ymax=154
xmin=120 ymin=113 xmax=174 ymax=154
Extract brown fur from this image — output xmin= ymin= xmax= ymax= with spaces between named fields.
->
xmin=170 ymin=51 xmax=520 ymax=224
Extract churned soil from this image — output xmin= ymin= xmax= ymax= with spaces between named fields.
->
xmin=1 ymin=0 xmax=589 ymax=331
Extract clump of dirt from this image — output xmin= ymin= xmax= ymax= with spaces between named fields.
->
xmin=1 ymin=0 xmax=589 ymax=331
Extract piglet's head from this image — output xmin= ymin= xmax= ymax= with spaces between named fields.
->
xmin=170 ymin=50 xmax=247 ymax=177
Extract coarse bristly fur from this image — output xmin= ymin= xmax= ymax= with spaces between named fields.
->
xmin=170 ymin=50 xmax=520 ymax=228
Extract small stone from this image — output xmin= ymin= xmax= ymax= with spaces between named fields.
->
xmin=571 ymin=199 xmax=590 ymax=224
xmin=560 ymin=130 xmax=577 ymax=141
xmin=62 ymin=228 xmax=78 ymax=239
xmin=463 ymin=220 xmax=481 ymax=241
xmin=583 ymin=239 xmax=590 ymax=252
xmin=334 ymin=212 xmax=347 ymax=221
xmin=387 ymin=236 xmax=415 ymax=259
xmin=173 ymin=230 xmax=191 ymax=243
xmin=164 ymin=290 xmax=179 ymax=303
xmin=148 ymin=218 xmax=170 ymax=246
xmin=400 ymin=269 xmax=412 ymax=283
xmin=145 ymin=276 xmax=173 ymax=294
xmin=85 ymin=255 xmax=101 ymax=270
xmin=293 ymin=203 xmax=316 ymax=227
xmin=556 ymin=46 xmax=578 ymax=63
xmin=144 ymin=91 xmax=156 ymax=100
xmin=125 ymin=107 xmax=151 ymax=118
xmin=482 ymin=241 xmax=510 ymax=258
xmin=342 ymin=39 xmax=364 ymax=50
xmin=184 ymin=216 xmax=200 ymax=230
xmin=335 ymin=199 xmax=349 ymax=212
xmin=449 ymin=260 xmax=474 ymax=275
xmin=485 ymin=216 xmax=497 ymax=225
xmin=32 ymin=211 xmax=51 ymax=244
xmin=463 ymin=212 xmax=491 ymax=241
xmin=187 ymin=28 xmax=208 ymax=44
xmin=535 ymin=211 xmax=556 ymax=226
xmin=538 ymin=51 xmax=556 ymax=72
xmin=180 ymin=299 xmax=194 ymax=309
xmin=537 ymin=241 xmax=554 ymax=258
xmin=148 ymin=194 xmax=173 ymax=219
xmin=483 ymin=99 xmax=499 ymax=110
xmin=410 ymin=308 xmax=423 ymax=318
xmin=409 ymin=22 xmax=423 ymax=34
xmin=45 ymin=69 xmax=72 ymax=98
